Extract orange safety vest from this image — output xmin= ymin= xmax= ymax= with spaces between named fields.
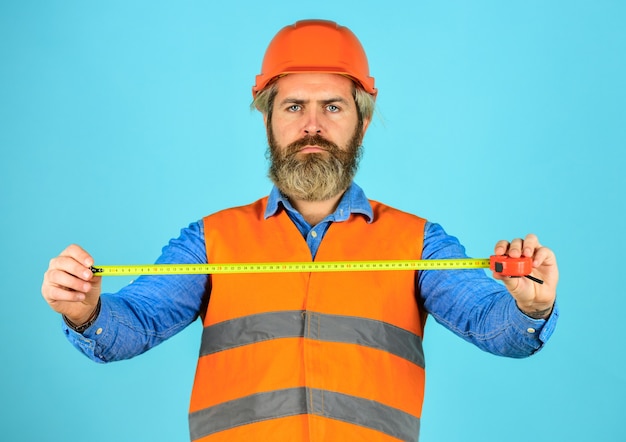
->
xmin=190 ymin=197 xmax=427 ymax=441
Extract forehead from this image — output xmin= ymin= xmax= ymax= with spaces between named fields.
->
xmin=274 ymin=73 xmax=355 ymax=100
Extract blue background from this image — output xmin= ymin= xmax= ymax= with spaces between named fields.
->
xmin=1 ymin=1 xmax=624 ymax=440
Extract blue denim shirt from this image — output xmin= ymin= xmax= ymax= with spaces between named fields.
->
xmin=65 ymin=183 xmax=558 ymax=362
xmin=265 ymin=184 xmax=374 ymax=259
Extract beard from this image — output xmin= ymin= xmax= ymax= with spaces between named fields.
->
xmin=267 ymin=123 xmax=364 ymax=202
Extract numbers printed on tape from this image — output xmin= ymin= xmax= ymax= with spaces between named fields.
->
xmin=91 ymin=258 xmax=493 ymax=276
xmin=90 ymin=256 xmax=541 ymax=282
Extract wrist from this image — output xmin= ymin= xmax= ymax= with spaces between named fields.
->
xmin=64 ymin=298 xmax=101 ymax=333
xmin=518 ymin=302 xmax=554 ymax=320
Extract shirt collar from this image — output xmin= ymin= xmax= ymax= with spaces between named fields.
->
xmin=265 ymin=182 xmax=373 ymax=223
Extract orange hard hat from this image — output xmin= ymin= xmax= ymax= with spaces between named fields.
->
xmin=252 ymin=19 xmax=377 ymax=98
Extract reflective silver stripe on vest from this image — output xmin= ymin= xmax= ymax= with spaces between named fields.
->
xmin=200 ymin=310 xmax=424 ymax=368
xmin=189 ymin=387 xmax=420 ymax=441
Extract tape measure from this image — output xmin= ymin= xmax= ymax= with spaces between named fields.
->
xmin=91 ymin=255 xmax=540 ymax=282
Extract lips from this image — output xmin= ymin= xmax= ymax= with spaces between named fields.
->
xmin=287 ymin=135 xmax=337 ymax=156
xmin=298 ymin=145 xmax=327 ymax=154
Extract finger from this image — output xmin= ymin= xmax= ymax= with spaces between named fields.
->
xmin=45 ymin=267 xmax=93 ymax=294
xmin=506 ymin=238 xmax=524 ymax=258
xmin=59 ymin=244 xmax=95 ymax=268
xmin=48 ymin=255 xmax=94 ymax=281
xmin=521 ymin=233 xmax=541 ymax=258
xmin=531 ymin=246 xmax=557 ymax=269
xmin=494 ymin=240 xmax=510 ymax=256
xmin=43 ymin=283 xmax=87 ymax=303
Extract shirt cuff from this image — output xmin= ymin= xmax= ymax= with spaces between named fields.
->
xmin=510 ymin=299 xmax=560 ymax=350
xmin=62 ymin=297 xmax=114 ymax=363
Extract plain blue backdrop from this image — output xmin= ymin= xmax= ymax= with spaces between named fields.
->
xmin=1 ymin=1 xmax=624 ymax=441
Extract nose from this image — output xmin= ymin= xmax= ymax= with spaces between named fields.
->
xmin=303 ymin=108 xmax=322 ymax=135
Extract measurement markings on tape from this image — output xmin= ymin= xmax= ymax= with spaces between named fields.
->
xmin=90 ymin=256 xmax=540 ymax=281
xmin=91 ymin=256 xmax=542 ymax=282
xmin=91 ymin=259 xmax=490 ymax=276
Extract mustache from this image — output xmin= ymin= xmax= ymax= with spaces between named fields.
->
xmin=284 ymin=134 xmax=340 ymax=155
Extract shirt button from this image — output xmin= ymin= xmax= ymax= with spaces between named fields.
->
xmin=527 ymin=327 xmax=536 ymax=334
xmin=96 ymin=328 xmax=103 ymax=335
xmin=311 ymin=231 xmax=318 ymax=238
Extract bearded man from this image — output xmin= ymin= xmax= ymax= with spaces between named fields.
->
xmin=42 ymin=20 xmax=559 ymax=442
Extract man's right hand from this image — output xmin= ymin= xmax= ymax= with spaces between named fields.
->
xmin=42 ymin=244 xmax=102 ymax=325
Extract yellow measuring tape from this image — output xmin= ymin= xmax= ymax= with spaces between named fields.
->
xmin=91 ymin=256 xmax=543 ymax=282
xmin=91 ymin=258 xmax=492 ymax=276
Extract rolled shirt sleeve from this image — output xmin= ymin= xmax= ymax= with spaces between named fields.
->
xmin=63 ymin=221 xmax=210 ymax=362
xmin=418 ymin=222 xmax=558 ymax=357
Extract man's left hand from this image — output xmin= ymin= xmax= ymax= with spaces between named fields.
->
xmin=493 ymin=234 xmax=558 ymax=319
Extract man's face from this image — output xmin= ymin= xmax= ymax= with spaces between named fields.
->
xmin=266 ymin=73 xmax=370 ymax=202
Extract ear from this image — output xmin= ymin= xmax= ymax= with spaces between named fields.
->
xmin=361 ymin=117 xmax=371 ymax=137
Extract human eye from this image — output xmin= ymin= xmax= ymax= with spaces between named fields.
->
xmin=326 ymin=104 xmax=340 ymax=113
xmin=287 ymin=104 xmax=301 ymax=112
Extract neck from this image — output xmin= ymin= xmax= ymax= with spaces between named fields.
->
xmin=289 ymin=192 xmax=344 ymax=226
